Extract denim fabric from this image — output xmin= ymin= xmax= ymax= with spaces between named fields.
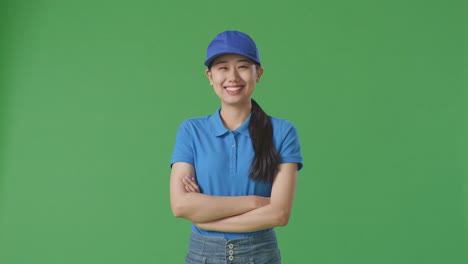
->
xmin=186 ymin=229 xmax=281 ymax=264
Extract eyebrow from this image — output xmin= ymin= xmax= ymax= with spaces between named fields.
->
xmin=213 ymin=59 xmax=253 ymax=65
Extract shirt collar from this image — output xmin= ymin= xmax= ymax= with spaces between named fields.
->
xmin=210 ymin=108 xmax=251 ymax=138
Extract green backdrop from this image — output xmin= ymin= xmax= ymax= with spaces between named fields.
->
xmin=1 ymin=0 xmax=466 ymax=263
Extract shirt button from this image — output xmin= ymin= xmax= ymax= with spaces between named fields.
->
xmin=228 ymin=244 xmax=234 ymax=249
xmin=228 ymin=256 xmax=234 ymax=261
xmin=229 ymin=249 xmax=234 ymax=255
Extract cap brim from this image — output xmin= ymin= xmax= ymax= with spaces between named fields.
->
xmin=204 ymin=52 xmax=261 ymax=67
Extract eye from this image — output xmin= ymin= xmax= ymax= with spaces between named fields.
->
xmin=238 ymin=65 xmax=249 ymax=69
xmin=218 ymin=66 xmax=228 ymax=70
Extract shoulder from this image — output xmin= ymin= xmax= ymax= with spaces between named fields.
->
xmin=269 ymin=116 xmax=298 ymax=133
xmin=175 ymin=113 xmax=220 ymax=140
xmin=269 ymin=116 xmax=295 ymax=126
xmin=269 ymin=115 xmax=301 ymax=144
xmin=177 ymin=114 xmax=212 ymax=129
xmin=269 ymin=116 xmax=303 ymax=170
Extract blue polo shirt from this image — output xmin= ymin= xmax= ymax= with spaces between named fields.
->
xmin=170 ymin=108 xmax=303 ymax=239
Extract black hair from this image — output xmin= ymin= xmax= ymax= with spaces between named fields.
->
xmin=248 ymin=98 xmax=281 ymax=182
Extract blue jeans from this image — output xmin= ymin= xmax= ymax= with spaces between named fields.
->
xmin=186 ymin=229 xmax=281 ymax=264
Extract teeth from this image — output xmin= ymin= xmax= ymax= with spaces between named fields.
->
xmin=225 ymin=86 xmax=242 ymax=91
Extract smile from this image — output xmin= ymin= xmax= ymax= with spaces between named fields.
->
xmin=225 ymin=86 xmax=243 ymax=91
xmin=224 ymin=86 xmax=244 ymax=95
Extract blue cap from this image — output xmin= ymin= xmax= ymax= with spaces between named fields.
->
xmin=204 ymin=30 xmax=261 ymax=67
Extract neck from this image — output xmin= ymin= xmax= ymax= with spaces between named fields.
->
xmin=219 ymin=101 xmax=252 ymax=130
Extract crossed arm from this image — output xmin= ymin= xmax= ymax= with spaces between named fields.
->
xmin=169 ymin=162 xmax=298 ymax=233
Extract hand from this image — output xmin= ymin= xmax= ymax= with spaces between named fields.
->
xmin=182 ymin=176 xmax=200 ymax=193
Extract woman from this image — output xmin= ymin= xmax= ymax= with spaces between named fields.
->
xmin=170 ymin=30 xmax=303 ymax=264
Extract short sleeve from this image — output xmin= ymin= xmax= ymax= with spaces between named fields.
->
xmin=170 ymin=121 xmax=194 ymax=167
xmin=278 ymin=121 xmax=303 ymax=170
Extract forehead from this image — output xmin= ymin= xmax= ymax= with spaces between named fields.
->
xmin=212 ymin=54 xmax=253 ymax=64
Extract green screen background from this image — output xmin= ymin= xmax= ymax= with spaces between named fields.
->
xmin=1 ymin=0 xmax=466 ymax=263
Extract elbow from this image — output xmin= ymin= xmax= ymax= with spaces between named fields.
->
xmin=171 ymin=202 xmax=201 ymax=222
xmin=172 ymin=210 xmax=183 ymax=218
xmin=171 ymin=202 xmax=187 ymax=218
xmin=171 ymin=207 xmax=182 ymax=218
xmin=277 ymin=216 xmax=290 ymax=227
xmin=275 ymin=209 xmax=291 ymax=227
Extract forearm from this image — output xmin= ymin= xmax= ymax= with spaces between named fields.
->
xmin=172 ymin=192 xmax=262 ymax=223
xmin=195 ymin=203 xmax=290 ymax=233
xmin=195 ymin=163 xmax=299 ymax=233
xmin=171 ymin=162 xmax=268 ymax=223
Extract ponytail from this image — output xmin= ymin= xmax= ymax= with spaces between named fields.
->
xmin=248 ymin=99 xmax=281 ymax=182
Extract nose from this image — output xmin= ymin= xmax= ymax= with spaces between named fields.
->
xmin=227 ymin=68 xmax=240 ymax=82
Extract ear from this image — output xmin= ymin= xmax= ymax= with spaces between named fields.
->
xmin=205 ymin=69 xmax=213 ymax=85
xmin=256 ymin=66 xmax=264 ymax=83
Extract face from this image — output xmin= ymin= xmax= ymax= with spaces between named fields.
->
xmin=205 ymin=54 xmax=263 ymax=108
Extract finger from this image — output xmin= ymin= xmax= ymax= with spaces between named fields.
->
xmin=185 ymin=176 xmax=199 ymax=191
xmin=188 ymin=180 xmax=200 ymax=192
xmin=185 ymin=184 xmax=197 ymax=193
xmin=188 ymin=179 xmax=199 ymax=192
xmin=185 ymin=176 xmax=195 ymax=184
xmin=183 ymin=178 xmax=194 ymax=192
xmin=182 ymin=178 xmax=191 ymax=191
xmin=184 ymin=181 xmax=195 ymax=192
xmin=188 ymin=184 xmax=197 ymax=192
xmin=188 ymin=178 xmax=199 ymax=190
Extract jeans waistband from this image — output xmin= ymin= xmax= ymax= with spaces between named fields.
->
xmin=190 ymin=229 xmax=276 ymax=245
xmin=187 ymin=229 xmax=280 ymax=262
